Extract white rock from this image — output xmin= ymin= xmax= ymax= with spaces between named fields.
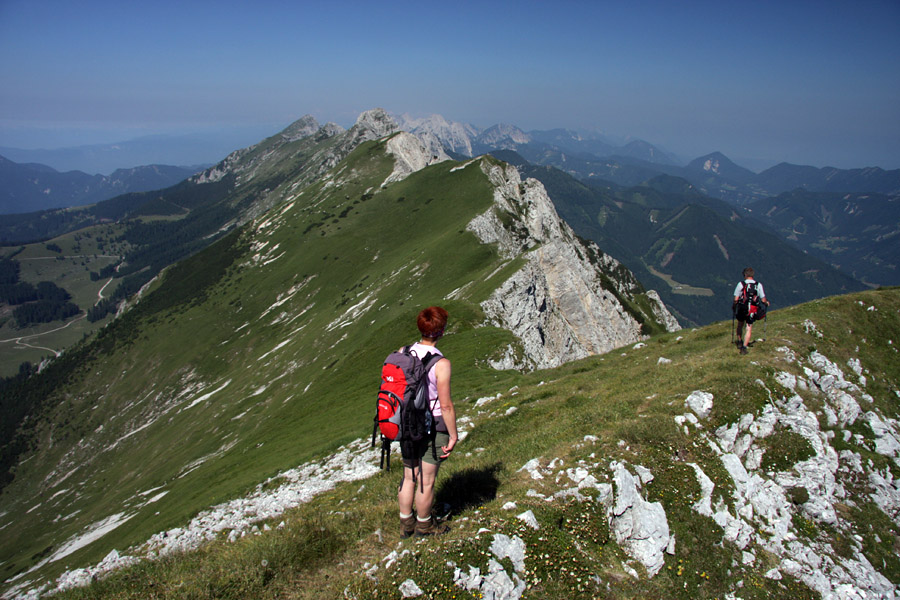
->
xmin=490 ymin=533 xmax=527 ymax=573
xmin=399 ymin=578 xmax=424 ymax=597
xmin=518 ymin=458 xmax=544 ymax=480
xmin=610 ymin=462 xmax=670 ymax=576
xmin=453 ymin=565 xmax=483 ymax=591
xmin=685 ymin=391 xmax=714 ymax=419
xmin=517 ymin=510 xmax=540 ymax=530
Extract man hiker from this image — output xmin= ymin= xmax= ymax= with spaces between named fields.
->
xmin=733 ymin=267 xmax=769 ymax=355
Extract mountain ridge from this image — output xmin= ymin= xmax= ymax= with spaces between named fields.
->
xmin=0 ymin=112 xmax=677 ymax=596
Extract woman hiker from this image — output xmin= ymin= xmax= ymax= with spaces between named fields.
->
xmin=397 ymin=306 xmax=459 ymax=537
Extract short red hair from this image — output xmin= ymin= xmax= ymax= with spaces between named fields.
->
xmin=417 ymin=306 xmax=448 ymax=339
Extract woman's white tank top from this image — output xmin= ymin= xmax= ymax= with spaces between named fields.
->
xmin=408 ymin=342 xmax=443 ymax=418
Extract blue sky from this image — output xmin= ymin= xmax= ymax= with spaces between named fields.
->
xmin=1 ymin=0 xmax=899 ymax=169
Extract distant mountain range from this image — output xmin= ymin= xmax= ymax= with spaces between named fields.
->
xmin=5 ymin=113 xmax=898 ymax=217
xmin=398 ymin=114 xmax=899 ymax=296
xmin=398 ymin=115 xmax=900 ymax=206
xmin=396 ymin=113 xmax=682 ymax=167
xmin=0 ymin=155 xmax=202 ymax=215
xmin=0 ymin=130 xmax=262 ymax=176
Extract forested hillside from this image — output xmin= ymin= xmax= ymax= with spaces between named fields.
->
xmin=521 ymin=164 xmax=866 ymax=326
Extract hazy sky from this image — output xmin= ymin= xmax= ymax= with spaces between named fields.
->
xmin=2 ymin=0 xmax=899 ymax=169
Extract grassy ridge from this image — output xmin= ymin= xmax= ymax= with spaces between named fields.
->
xmin=0 ymin=143 xmax=524 ymax=590
xmin=51 ymin=287 xmax=900 ymax=599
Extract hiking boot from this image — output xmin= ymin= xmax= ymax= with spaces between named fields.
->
xmin=740 ymin=346 xmax=748 ymax=355
xmin=400 ymin=514 xmax=416 ymax=538
xmin=414 ymin=516 xmax=449 ymax=537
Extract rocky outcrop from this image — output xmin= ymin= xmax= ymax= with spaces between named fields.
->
xmin=675 ymin=343 xmax=900 ymax=599
xmin=381 ymin=132 xmax=450 ymax=187
xmin=470 ymin=159 xmax=679 ymax=369
xmin=646 ymin=290 xmax=681 ymax=332
xmin=609 ymin=462 xmax=672 ymax=576
xmin=396 ymin=113 xmax=480 ymax=156
xmin=343 ymin=108 xmax=398 ymax=148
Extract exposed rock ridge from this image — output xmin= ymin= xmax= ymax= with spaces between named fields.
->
xmin=280 ymin=115 xmax=321 ymax=142
xmin=189 ymin=114 xmax=346 ymax=187
xmin=470 ymin=159 xmax=679 ymax=369
xmin=381 ymin=132 xmax=450 ymax=187
xmin=395 ymin=113 xmax=480 ymax=156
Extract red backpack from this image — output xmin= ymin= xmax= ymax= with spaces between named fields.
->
xmin=735 ymin=281 xmax=766 ymax=323
xmin=371 ymin=346 xmax=442 ymax=470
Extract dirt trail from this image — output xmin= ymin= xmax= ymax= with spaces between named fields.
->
xmin=0 ymin=276 xmax=114 ymax=355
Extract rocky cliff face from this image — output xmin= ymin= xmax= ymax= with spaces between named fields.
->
xmin=396 ymin=113 xmax=480 ymax=156
xmin=381 ymin=131 xmax=450 ymax=187
xmin=468 ymin=159 xmax=679 ymax=369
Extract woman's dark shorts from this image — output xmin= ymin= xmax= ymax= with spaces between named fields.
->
xmin=402 ymin=431 xmax=450 ymax=467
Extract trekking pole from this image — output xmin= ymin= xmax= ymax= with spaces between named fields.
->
xmin=730 ymin=304 xmax=736 ymax=347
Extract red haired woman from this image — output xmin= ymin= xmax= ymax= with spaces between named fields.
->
xmin=397 ymin=306 xmax=459 ymax=537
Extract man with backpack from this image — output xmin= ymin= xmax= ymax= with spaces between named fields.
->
xmin=733 ymin=267 xmax=769 ymax=355
xmin=378 ymin=306 xmax=458 ymax=537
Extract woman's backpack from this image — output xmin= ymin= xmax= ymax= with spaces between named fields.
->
xmin=371 ymin=346 xmax=442 ymax=470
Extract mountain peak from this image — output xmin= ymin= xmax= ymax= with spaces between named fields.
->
xmin=476 ymin=123 xmax=530 ymax=147
xmin=353 ymin=108 xmax=398 ymax=138
xmin=395 ymin=113 xmax=480 ymax=156
xmin=280 ymin=115 xmax=321 ymax=142
xmin=690 ymin=151 xmax=734 ymax=173
xmin=687 ymin=151 xmax=756 ymax=183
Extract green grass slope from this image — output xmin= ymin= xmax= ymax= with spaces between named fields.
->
xmin=42 ymin=287 xmax=900 ymax=600
xmin=0 ymin=116 xmax=352 ymax=378
xmin=0 ymin=141 xmax=539 ymax=593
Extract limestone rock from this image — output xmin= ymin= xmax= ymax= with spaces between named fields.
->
xmin=471 ymin=160 xmax=679 ymax=369
xmin=382 ymin=131 xmax=449 ymax=187
xmin=610 ymin=462 xmax=671 ymax=576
